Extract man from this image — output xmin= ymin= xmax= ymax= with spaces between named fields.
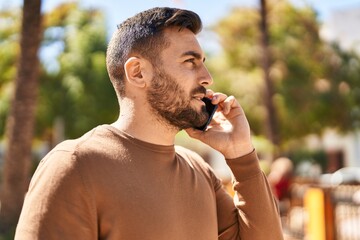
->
xmin=15 ymin=7 xmax=283 ymax=239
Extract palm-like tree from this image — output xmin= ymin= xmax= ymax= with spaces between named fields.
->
xmin=0 ymin=0 xmax=42 ymax=233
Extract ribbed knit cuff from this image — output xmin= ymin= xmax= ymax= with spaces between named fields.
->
xmin=225 ymin=149 xmax=262 ymax=182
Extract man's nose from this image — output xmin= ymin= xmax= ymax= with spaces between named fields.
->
xmin=199 ymin=65 xmax=213 ymax=86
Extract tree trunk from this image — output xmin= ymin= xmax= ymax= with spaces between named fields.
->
xmin=259 ymin=0 xmax=279 ymax=156
xmin=0 ymin=0 xmax=42 ymax=233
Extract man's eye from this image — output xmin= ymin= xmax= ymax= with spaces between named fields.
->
xmin=185 ymin=58 xmax=196 ymax=64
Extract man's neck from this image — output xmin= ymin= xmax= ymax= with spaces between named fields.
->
xmin=112 ymin=100 xmax=179 ymax=146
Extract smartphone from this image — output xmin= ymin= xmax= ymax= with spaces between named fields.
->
xmin=195 ymin=97 xmax=218 ymax=131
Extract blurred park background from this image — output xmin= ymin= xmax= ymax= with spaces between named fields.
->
xmin=1 ymin=0 xmax=360 ymax=239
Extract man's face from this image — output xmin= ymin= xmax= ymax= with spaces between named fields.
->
xmin=146 ymin=27 xmax=213 ymax=130
xmin=146 ymin=65 xmax=209 ymax=130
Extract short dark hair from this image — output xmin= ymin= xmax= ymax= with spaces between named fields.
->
xmin=106 ymin=7 xmax=202 ymax=96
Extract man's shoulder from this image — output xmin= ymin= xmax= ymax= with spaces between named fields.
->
xmin=42 ymin=125 xmax=119 ymax=165
xmin=55 ymin=124 xmax=116 ymax=150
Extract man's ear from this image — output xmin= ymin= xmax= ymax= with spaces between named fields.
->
xmin=124 ymin=57 xmax=152 ymax=88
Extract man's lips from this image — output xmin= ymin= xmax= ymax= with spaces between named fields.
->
xmin=192 ymin=94 xmax=206 ymax=101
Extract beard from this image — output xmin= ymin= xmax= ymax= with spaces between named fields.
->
xmin=146 ymin=67 xmax=209 ymax=130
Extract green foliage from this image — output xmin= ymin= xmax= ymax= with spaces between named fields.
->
xmin=0 ymin=8 xmax=21 ymax=137
xmin=0 ymin=3 xmax=118 ymax=141
xmin=0 ymin=226 xmax=15 ymax=240
xmin=209 ymin=0 xmax=360 ymax=151
xmin=324 ymin=44 xmax=360 ymax=131
xmin=36 ymin=3 xmax=118 ymax=140
xmin=288 ymin=148 xmax=327 ymax=172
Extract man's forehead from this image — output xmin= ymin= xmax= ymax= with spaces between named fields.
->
xmin=162 ymin=27 xmax=204 ymax=57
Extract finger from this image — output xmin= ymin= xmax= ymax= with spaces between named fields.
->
xmin=221 ymin=95 xmax=237 ymax=115
xmin=205 ymin=89 xmax=214 ymax=98
xmin=211 ymin=92 xmax=228 ymax=104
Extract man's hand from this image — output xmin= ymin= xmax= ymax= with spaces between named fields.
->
xmin=186 ymin=90 xmax=254 ymax=159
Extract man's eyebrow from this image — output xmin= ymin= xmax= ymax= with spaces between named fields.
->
xmin=181 ymin=51 xmax=206 ymax=62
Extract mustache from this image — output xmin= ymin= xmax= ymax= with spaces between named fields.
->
xmin=191 ymin=86 xmax=207 ymax=96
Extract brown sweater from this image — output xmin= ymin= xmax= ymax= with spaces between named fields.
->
xmin=15 ymin=125 xmax=283 ymax=240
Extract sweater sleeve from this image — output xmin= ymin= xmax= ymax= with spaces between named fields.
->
xmin=216 ymin=149 xmax=284 ymax=240
xmin=15 ymin=149 xmax=97 ymax=240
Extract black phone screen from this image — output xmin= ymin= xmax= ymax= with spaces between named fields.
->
xmin=195 ymin=98 xmax=218 ymax=131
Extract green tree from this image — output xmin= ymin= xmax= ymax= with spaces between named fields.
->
xmin=36 ymin=3 xmax=118 ymax=143
xmin=209 ymin=0 xmax=360 ymax=155
xmin=259 ymin=0 xmax=279 ymax=150
xmin=0 ymin=0 xmax=42 ymax=233
xmin=321 ymin=44 xmax=360 ymax=131
xmin=0 ymin=8 xmax=21 ymax=137
xmin=0 ymin=2 xmax=118 ymax=236
xmin=1 ymin=3 xmax=118 ymax=143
